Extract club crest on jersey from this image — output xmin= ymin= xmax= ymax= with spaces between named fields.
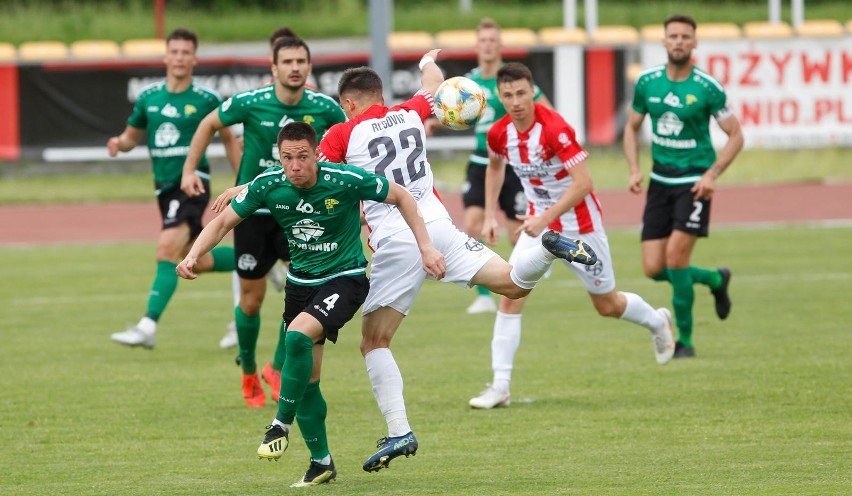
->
xmin=303 ymin=115 xmax=315 ymax=125
xmin=184 ymin=104 xmax=197 ymax=116
xmin=324 ymin=199 xmax=339 ymax=212
xmin=686 ymin=94 xmax=698 ymax=105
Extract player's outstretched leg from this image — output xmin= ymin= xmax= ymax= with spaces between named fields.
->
xmin=291 ymin=457 xmax=337 ymax=487
xmin=257 ymin=424 xmax=289 ymax=461
xmin=362 ymin=432 xmax=418 ymax=472
xmin=541 ymin=230 xmax=597 ymax=265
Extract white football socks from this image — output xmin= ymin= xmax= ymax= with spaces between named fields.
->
xmin=510 ymin=245 xmax=555 ymax=290
xmin=619 ymin=292 xmax=665 ymax=332
xmin=365 ymin=348 xmax=411 ymax=437
xmin=492 ymin=312 xmax=522 ymax=391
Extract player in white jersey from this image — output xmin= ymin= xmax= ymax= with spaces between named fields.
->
xmin=467 ymin=62 xmax=676 ymax=410
xmin=317 ymin=49 xmax=597 ymax=472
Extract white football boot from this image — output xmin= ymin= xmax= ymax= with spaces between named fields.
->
xmin=111 ymin=326 xmax=156 ymax=349
xmin=469 ymin=383 xmax=511 ymax=409
xmin=652 ymin=308 xmax=676 ymax=365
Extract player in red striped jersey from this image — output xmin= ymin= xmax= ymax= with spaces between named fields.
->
xmin=468 ymin=62 xmax=677 ymax=410
xmin=317 ymin=49 xmax=596 ymax=471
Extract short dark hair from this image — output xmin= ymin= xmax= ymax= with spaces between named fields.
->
xmin=496 ymin=62 xmax=533 ymax=86
xmin=272 ymin=36 xmax=311 ymax=64
xmin=664 ymin=14 xmax=697 ymax=31
xmin=166 ymin=28 xmax=198 ymax=50
xmin=337 ymin=66 xmax=383 ymax=100
xmin=269 ymin=26 xmax=298 ymax=46
xmin=277 ymin=122 xmax=317 ymax=150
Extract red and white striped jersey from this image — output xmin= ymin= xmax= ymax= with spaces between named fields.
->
xmin=487 ymin=104 xmax=603 ymax=234
xmin=318 ymin=90 xmax=450 ymax=244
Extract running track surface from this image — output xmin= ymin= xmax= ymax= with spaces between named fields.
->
xmin=2 ymin=182 xmax=851 ymax=246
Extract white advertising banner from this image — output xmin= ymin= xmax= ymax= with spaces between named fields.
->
xmin=640 ymin=37 xmax=852 ymax=148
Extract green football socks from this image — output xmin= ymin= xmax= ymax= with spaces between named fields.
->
xmin=276 ymin=331 xmax=314 ymax=425
xmin=210 ymin=246 xmax=236 ymax=272
xmin=296 ymin=380 xmax=330 ymax=461
xmin=272 ymin=319 xmax=287 ymax=371
xmin=144 ymin=260 xmax=178 ymax=321
xmin=235 ymin=306 xmax=261 ymax=374
xmin=669 ymin=267 xmax=695 ymax=348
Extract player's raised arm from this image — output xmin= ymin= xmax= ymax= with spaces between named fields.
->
xmin=182 ymin=109 xmax=225 ymax=197
xmin=418 ymin=48 xmax=444 ymax=97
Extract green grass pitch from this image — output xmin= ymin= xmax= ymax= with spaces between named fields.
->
xmin=1 ymin=224 xmax=850 ymax=495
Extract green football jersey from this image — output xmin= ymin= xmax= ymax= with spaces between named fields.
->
xmin=219 ymin=84 xmax=346 ymax=192
xmin=127 ymin=80 xmax=221 ymax=195
xmin=230 ymin=162 xmax=390 ymax=286
xmin=632 ymin=64 xmax=730 ymax=184
xmin=466 ymin=66 xmax=543 ymax=163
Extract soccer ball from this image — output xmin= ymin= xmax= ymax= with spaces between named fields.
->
xmin=433 ymin=76 xmax=486 ymax=131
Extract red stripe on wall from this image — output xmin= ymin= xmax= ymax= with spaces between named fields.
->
xmin=585 ymin=48 xmax=616 ymax=145
xmin=0 ymin=64 xmax=20 ymax=160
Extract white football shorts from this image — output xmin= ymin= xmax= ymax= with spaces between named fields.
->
xmin=364 ymin=217 xmax=499 ymax=315
xmin=508 ymin=228 xmax=616 ymax=295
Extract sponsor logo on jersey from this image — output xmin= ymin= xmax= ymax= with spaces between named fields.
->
xmin=290 ymin=219 xmax=339 ymax=252
xmin=235 ymin=187 xmax=248 ymax=203
xmin=260 ymin=121 xmax=276 ymax=127
xmin=532 ymin=187 xmax=551 ymax=199
xmin=656 ymin=112 xmax=684 ymax=137
xmin=557 ymin=132 xmax=571 ymax=146
xmin=292 ymin=219 xmax=324 ymax=242
xmin=154 ymin=122 xmax=180 ymax=147
xmin=275 ymin=204 xmax=289 ymax=210
xmin=161 ymin=103 xmax=180 ymax=118
xmin=147 ymin=106 xmax=160 ymax=112
xmin=663 ymin=92 xmax=683 ymax=108
xmin=184 ymin=104 xmax=197 ymax=116
xmin=648 ymin=97 xmax=661 ymax=103
xmin=222 ymin=97 xmax=233 ymax=111
xmin=258 ymin=158 xmax=280 ymax=168
xmin=238 ymin=254 xmax=258 ymax=271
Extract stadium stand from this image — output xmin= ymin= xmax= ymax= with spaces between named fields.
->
xmin=70 ymin=40 xmax=121 ymax=59
xmin=794 ymin=19 xmax=844 ymax=37
xmin=435 ymin=29 xmax=477 ymax=48
xmin=121 ymin=38 xmax=166 ymax=58
xmin=500 ymin=28 xmax=539 ymax=47
xmin=697 ymin=22 xmax=742 ymax=39
xmin=742 ymin=21 xmax=793 ymax=38
xmin=18 ymin=41 xmax=69 ymax=61
xmin=0 ymin=42 xmax=16 ymax=61
xmin=590 ymin=25 xmax=639 ymax=44
xmin=538 ymin=27 xmax=588 ymax=45
xmin=640 ymin=24 xmax=664 ymax=42
xmin=387 ymin=31 xmax=433 ymax=51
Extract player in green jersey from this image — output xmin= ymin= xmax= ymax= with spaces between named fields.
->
xmin=107 ymin=28 xmax=240 ymax=350
xmin=623 ymin=14 xmax=744 ymax=358
xmin=177 ymin=122 xmax=444 ymax=487
xmin=428 ymin=17 xmax=553 ymax=315
xmin=182 ymin=36 xmax=347 ymax=407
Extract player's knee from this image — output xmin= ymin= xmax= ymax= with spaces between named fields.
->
xmin=239 ymin=296 xmax=263 ymax=315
